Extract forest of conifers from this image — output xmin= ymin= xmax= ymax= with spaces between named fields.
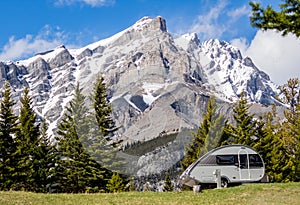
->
xmin=0 ymin=76 xmax=299 ymax=193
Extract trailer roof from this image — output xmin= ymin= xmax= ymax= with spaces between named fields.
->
xmin=209 ymin=144 xmax=258 ymax=155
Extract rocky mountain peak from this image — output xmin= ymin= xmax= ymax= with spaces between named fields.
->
xmin=0 ymin=15 xmax=282 ymax=176
xmin=49 ymin=48 xmax=74 ymax=68
xmin=202 ymin=39 xmax=242 ymax=61
xmin=198 ymin=39 xmax=277 ymax=103
xmin=182 ymin=33 xmax=200 ymax=45
xmin=174 ymin=33 xmax=201 ymax=52
xmin=132 ymin=16 xmax=167 ymax=33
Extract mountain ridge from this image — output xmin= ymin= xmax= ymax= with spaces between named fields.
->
xmin=0 ymin=16 xmax=282 ymax=176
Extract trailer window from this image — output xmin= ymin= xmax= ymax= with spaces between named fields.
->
xmin=216 ymin=155 xmax=235 ymax=165
xmin=239 ymin=154 xmax=248 ymax=167
xmin=249 ymin=154 xmax=263 ymax=167
xmin=198 ymin=155 xmax=216 ymax=165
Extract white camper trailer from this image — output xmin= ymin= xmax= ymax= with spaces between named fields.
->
xmin=179 ymin=144 xmax=267 ymax=188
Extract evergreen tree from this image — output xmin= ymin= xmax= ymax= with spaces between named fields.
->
xmin=250 ymin=0 xmax=300 ymax=37
xmin=277 ymin=78 xmax=300 ymax=117
xmin=92 ymin=75 xmax=117 ymax=139
xmin=36 ymin=119 xmax=57 ymax=193
xmin=0 ymin=82 xmax=19 ymax=190
xmin=163 ymin=172 xmax=174 ymax=192
xmin=180 ymin=96 xmax=227 ymax=171
xmin=253 ymin=78 xmax=300 ymax=183
xmin=106 ymin=172 xmax=125 ymax=193
xmin=201 ymin=96 xmax=227 ymax=152
xmin=275 ymin=78 xmax=300 ymax=181
xmin=226 ymin=92 xmax=259 ymax=146
xmin=13 ymin=87 xmax=40 ymax=191
xmin=277 ymin=78 xmax=300 ymax=142
xmin=253 ymin=107 xmax=292 ymax=182
xmin=54 ymin=83 xmax=107 ymax=193
xmin=87 ymin=76 xmax=124 ymax=173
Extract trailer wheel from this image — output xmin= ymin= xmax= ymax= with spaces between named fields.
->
xmin=221 ymin=178 xmax=228 ymax=188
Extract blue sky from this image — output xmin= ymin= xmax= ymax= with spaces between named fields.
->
xmin=0 ymin=0 xmax=299 ymax=84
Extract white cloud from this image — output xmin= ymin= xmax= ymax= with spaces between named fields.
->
xmin=189 ymin=1 xmax=250 ymax=41
xmin=227 ymin=5 xmax=250 ymax=19
xmin=0 ymin=25 xmax=65 ymax=61
xmin=230 ymin=37 xmax=248 ymax=55
xmin=54 ymin=0 xmax=114 ymax=7
xmin=189 ymin=0 xmax=228 ymax=40
xmin=245 ymin=30 xmax=300 ymax=85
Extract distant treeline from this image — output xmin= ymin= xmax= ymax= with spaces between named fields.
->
xmin=123 ymin=131 xmax=179 ymax=156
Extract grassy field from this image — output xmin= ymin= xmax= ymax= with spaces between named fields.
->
xmin=0 ymin=183 xmax=299 ymax=205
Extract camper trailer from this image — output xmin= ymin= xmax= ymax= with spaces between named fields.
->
xmin=179 ymin=144 xmax=267 ymax=188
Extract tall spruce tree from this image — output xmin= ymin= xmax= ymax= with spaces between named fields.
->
xmin=54 ymin=83 xmax=107 ymax=193
xmin=253 ymin=79 xmax=300 ymax=182
xmin=88 ymin=75 xmax=124 ymax=173
xmin=253 ymin=107 xmax=292 ymax=182
xmin=276 ymin=78 xmax=300 ymax=181
xmin=201 ymin=96 xmax=227 ymax=153
xmin=226 ymin=92 xmax=259 ymax=146
xmin=36 ymin=119 xmax=57 ymax=193
xmin=277 ymin=78 xmax=300 ymax=146
xmin=13 ymin=87 xmax=40 ymax=191
xmin=180 ymin=96 xmax=227 ymax=171
xmin=0 ymin=82 xmax=19 ymax=190
xmin=92 ymin=75 xmax=117 ymax=138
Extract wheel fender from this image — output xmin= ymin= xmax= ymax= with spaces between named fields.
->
xmin=221 ymin=176 xmax=230 ymax=183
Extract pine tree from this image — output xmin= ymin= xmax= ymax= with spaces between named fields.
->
xmin=203 ymin=98 xmax=228 ymax=151
xmin=277 ymin=78 xmax=300 ymax=148
xmin=180 ymin=96 xmax=227 ymax=171
xmin=253 ymin=107 xmax=289 ymax=182
xmin=163 ymin=172 xmax=174 ymax=192
xmin=250 ymin=0 xmax=300 ymax=37
xmin=0 ymin=81 xmax=19 ymax=190
xmin=13 ymin=87 xmax=40 ymax=191
xmin=106 ymin=172 xmax=125 ymax=193
xmin=92 ymin=75 xmax=117 ymax=139
xmin=254 ymin=99 xmax=299 ymax=183
xmin=54 ymin=83 xmax=107 ymax=193
xmin=267 ymin=132 xmax=292 ymax=182
xmin=36 ymin=119 xmax=57 ymax=193
xmin=275 ymin=78 xmax=300 ymax=181
xmin=226 ymin=92 xmax=259 ymax=146
xmin=87 ymin=76 xmax=124 ymax=173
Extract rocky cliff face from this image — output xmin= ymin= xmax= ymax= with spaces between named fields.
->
xmin=0 ymin=16 xmax=280 ymax=176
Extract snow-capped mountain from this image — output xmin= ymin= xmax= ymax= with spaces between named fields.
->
xmin=0 ymin=16 xmax=280 ymax=176
xmin=175 ymin=33 xmax=278 ymax=104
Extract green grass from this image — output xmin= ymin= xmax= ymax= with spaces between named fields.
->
xmin=1 ymin=183 xmax=299 ymax=205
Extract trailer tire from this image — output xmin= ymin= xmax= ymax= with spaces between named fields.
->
xmin=221 ymin=178 xmax=228 ymax=188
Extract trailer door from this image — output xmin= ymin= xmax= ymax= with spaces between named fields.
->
xmin=238 ymin=149 xmax=250 ymax=180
